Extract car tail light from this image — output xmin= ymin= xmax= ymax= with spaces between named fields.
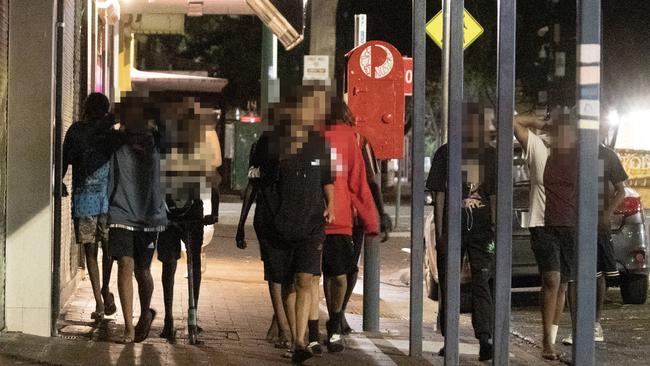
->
xmin=615 ymin=196 xmax=643 ymax=217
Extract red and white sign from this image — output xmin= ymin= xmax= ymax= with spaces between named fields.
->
xmin=403 ymin=57 xmax=413 ymax=96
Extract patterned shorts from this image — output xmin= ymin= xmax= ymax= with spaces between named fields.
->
xmin=74 ymin=214 xmax=109 ymax=245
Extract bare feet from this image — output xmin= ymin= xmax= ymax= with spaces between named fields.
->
xmin=122 ymin=326 xmax=135 ymax=344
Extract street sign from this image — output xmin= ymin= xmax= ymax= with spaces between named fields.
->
xmin=426 ymin=9 xmax=484 ymax=50
xmin=403 ymin=57 xmax=413 ymax=96
xmin=303 ymin=55 xmax=329 ymax=81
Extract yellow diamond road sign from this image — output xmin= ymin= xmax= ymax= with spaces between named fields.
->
xmin=426 ymin=9 xmax=484 ymax=50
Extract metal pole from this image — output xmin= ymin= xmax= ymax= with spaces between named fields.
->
xmin=494 ymin=0 xmax=516 ymax=364
xmin=355 ymin=11 xmax=380 ymax=333
xmin=442 ymin=0 xmax=463 ymax=363
xmin=363 ymin=233 xmax=380 ymax=332
xmin=409 ymin=0 xmax=426 ymax=357
xmin=395 ymin=160 xmax=402 ymax=228
xmin=574 ymin=0 xmax=600 ymax=364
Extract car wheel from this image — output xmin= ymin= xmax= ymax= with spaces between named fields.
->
xmin=620 ymin=274 xmax=649 ymax=305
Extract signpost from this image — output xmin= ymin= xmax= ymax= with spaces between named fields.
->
xmin=303 ymin=55 xmax=329 ymax=82
xmin=426 ymin=9 xmax=484 ymax=50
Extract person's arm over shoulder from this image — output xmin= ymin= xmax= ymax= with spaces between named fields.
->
xmin=514 ymin=112 xmax=547 ymax=151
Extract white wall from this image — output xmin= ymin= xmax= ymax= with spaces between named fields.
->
xmin=6 ymin=0 xmax=56 ymax=337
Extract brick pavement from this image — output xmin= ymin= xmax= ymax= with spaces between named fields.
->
xmin=0 ymin=223 xmax=549 ymax=365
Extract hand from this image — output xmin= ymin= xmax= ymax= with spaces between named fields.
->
xmin=62 ymin=183 xmax=69 ymax=198
xmin=380 ymin=213 xmax=393 ymax=242
xmin=324 ymin=205 xmax=335 ymax=224
xmin=235 ymin=228 xmax=247 ymax=249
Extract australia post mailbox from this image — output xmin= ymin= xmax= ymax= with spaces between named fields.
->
xmin=347 ymin=40 xmax=405 ymax=159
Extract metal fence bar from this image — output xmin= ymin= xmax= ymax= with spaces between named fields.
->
xmin=574 ymin=0 xmax=601 ymax=364
xmin=493 ymin=0 xmax=516 ymax=364
xmin=442 ymin=0 xmax=464 ymax=363
xmin=409 ymin=0 xmax=426 ymax=357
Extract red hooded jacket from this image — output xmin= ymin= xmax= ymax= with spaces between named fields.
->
xmin=324 ymin=124 xmax=379 ymax=236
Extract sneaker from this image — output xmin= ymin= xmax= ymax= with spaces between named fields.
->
xmin=479 ymin=340 xmax=493 ymax=361
xmin=327 ymin=333 xmax=344 ymax=353
xmin=307 ymin=341 xmax=323 ymax=356
xmin=562 ymin=324 xmax=604 ymax=345
xmin=291 ymin=346 xmax=314 ymax=364
xmin=595 ymin=322 xmax=604 ymax=342
xmin=562 ymin=334 xmax=573 ymax=345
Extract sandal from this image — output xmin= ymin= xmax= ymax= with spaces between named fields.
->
xmin=104 ymin=293 xmax=117 ymax=316
xmin=134 ymin=309 xmax=156 ymax=343
xmin=91 ymin=311 xmax=105 ymax=321
xmin=542 ymin=351 xmax=560 ymax=361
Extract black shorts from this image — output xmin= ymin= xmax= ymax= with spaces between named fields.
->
xmin=323 ymin=235 xmax=357 ymax=277
xmin=262 ymin=238 xmax=323 ymax=284
xmin=530 ymin=226 xmax=576 ymax=283
xmin=157 ymin=223 xmax=203 ymax=263
xmin=597 ymin=228 xmax=619 ymax=278
xmin=107 ymin=228 xmax=159 ymax=269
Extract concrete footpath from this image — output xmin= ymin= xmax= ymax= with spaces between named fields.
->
xmin=0 ymin=218 xmax=549 ymax=365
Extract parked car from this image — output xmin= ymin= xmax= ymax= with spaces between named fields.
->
xmin=424 ymin=145 xmax=650 ymax=308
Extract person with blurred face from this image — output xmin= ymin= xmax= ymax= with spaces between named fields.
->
xmin=538 ymin=108 xmax=579 ymax=353
xmin=237 ymin=86 xmax=335 ymax=363
xmin=427 ymin=104 xmax=496 ymax=361
xmin=514 ymin=107 xmax=565 ymax=359
xmin=104 ymin=94 xmax=167 ymax=343
xmin=322 ymin=95 xmax=379 ymax=353
xmin=62 ymin=92 xmax=117 ymax=322
xmin=156 ymin=96 xmax=221 ymax=341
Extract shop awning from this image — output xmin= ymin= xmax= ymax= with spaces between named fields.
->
xmin=130 ymin=69 xmax=228 ymax=92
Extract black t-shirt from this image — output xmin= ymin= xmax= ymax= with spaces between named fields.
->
xmin=426 ymin=144 xmax=496 ymax=235
xmin=62 ymin=120 xmax=113 ymax=190
xmin=249 ymin=131 xmax=333 ymax=240
xmin=599 ymin=144 xmax=628 ymax=213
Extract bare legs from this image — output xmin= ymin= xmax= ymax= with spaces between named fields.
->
xmin=117 ymin=257 xmax=135 ymax=341
xmin=269 ymin=281 xmax=292 ymax=343
xmin=84 ymin=243 xmax=104 ymax=314
xmin=540 ymin=271 xmax=565 ymax=359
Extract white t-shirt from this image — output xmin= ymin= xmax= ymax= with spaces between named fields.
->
xmin=525 ymin=131 xmax=549 ymax=228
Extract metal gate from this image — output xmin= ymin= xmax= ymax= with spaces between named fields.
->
xmin=409 ymin=0 xmax=601 ymax=364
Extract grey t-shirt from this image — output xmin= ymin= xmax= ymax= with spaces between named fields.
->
xmin=108 ymin=131 xmax=168 ymax=230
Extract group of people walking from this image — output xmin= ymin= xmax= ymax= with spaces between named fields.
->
xmin=63 ymin=91 xmax=220 ymax=344
xmin=236 ymin=85 xmax=391 ymax=363
xmin=63 ymin=86 xmax=391 ymax=364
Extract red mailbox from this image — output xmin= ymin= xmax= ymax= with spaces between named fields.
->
xmin=347 ymin=40 xmax=405 ymax=159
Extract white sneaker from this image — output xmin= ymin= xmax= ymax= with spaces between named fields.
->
xmin=594 ymin=322 xmax=604 ymax=342
xmin=561 ymin=324 xmax=604 ymax=345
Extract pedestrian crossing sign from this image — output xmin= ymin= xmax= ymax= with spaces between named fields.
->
xmin=426 ymin=9 xmax=484 ymax=50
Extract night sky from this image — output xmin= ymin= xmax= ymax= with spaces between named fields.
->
xmin=333 ymin=0 xmax=650 ymax=111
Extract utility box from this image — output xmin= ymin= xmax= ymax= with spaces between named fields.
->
xmin=347 ymin=40 xmax=405 ymax=159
